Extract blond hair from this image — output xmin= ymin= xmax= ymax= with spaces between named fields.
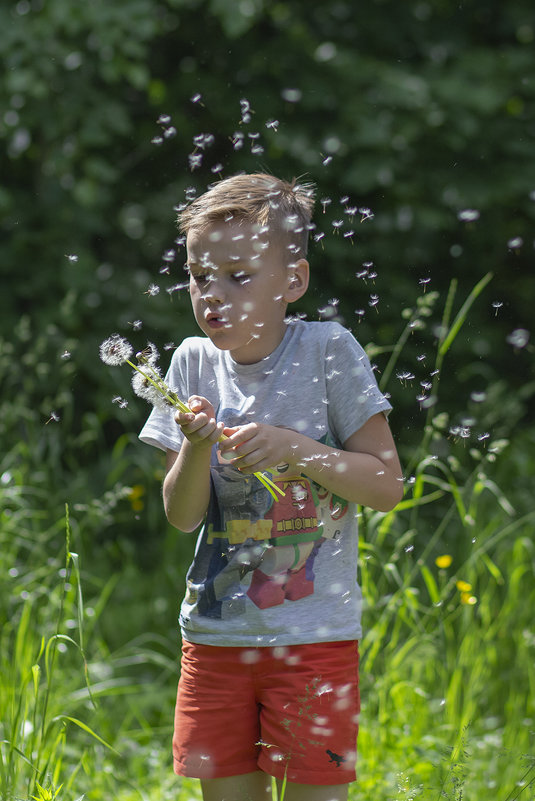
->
xmin=177 ymin=173 xmax=316 ymax=259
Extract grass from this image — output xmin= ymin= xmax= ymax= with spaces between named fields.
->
xmin=1 ymin=277 xmax=534 ymax=800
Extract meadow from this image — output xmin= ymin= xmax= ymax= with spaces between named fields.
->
xmin=1 ymin=275 xmax=534 ymax=801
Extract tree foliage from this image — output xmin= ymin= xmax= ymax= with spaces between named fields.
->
xmin=1 ymin=0 xmax=534 ymax=469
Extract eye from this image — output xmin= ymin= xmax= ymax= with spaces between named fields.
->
xmin=191 ymin=272 xmax=209 ymax=284
xmin=232 ymin=271 xmax=251 ymax=285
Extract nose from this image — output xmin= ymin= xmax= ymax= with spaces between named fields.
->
xmin=202 ymin=274 xmax=224 ymax=304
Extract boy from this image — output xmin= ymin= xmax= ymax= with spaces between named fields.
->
xmin=140 ymin=173 xmax=403 ymax=801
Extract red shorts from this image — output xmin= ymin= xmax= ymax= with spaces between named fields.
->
xmin=173 ymin=639 xmax=360 ymax=786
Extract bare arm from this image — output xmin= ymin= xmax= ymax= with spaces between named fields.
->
xmin=163 ymin=396 xmax=224 ymax=532
xmin=218 ymin=412 xmax=403 ymax=512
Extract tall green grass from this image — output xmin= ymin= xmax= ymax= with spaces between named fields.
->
xmin=1 ymin=276 xmax=533 ymax=799
xmin=355 ymin=275 xmax=535 ymax=799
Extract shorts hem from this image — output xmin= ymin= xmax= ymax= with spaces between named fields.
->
xmin=173 ymin=758 xmax=260 ymax=780
xmin=258 ymin=756 xmax=356 ymax=786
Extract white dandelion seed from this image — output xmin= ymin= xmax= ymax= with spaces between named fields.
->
xmin=112 ymin=396 xmax=129 ymax=408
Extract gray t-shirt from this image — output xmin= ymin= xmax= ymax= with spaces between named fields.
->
xmin=139 ymin=320 xmax=391 ymax=646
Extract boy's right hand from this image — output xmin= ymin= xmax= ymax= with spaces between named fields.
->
xmin=174 ymin=395 xmax=225 ymax=447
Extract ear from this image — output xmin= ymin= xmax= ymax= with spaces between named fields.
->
xmin=283 ymin=259 xmax=309 ymax=303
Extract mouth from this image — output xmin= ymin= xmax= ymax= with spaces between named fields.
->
xmin=205 ymin=311 xmax=230 ymax=329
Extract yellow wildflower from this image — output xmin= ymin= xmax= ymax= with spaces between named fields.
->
xmin=435 ymin=554 xmax=453 ymax=569
xmin=460 ymin=592 xmax=477 ymax=605
xmin=456 ymin=580 xmax=472 ymax=592
xmin=128 ymin=484 xmax=145 ymax=512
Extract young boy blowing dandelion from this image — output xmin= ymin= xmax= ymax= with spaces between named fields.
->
xmin=138 ymin=173 xmax=403 ymax=801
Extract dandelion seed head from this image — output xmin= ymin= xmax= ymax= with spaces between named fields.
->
xmin=132 ymin=369 xmax=169 ymax=410
xmin=137 ymin=342 xmax=159 ymax=366
xmin=100 ymin=335 xmax=133 ymax=366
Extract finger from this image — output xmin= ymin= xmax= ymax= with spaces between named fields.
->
xmin=232 ymin=448 xmax=268 ymax=471
xmin=221 ymin=424 xmax=258 ymax=449
xmin=204 ymin=420 xmax=225 ymax=442
xmin=222 ymin=425 xmax=239 ymax=438
xmin=188 ymin=395 xmax=209 ymax=413
xmin=178 ymin=410 xmax=209 ymax=431
xmin=190 ymin=419 xmax=225 ymax=444
xmin=175 ymin=410 xmax=195 ymax=425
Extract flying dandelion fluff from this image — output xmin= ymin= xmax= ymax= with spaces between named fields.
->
xmin=100 ymin=335 xmax=284 ymax=501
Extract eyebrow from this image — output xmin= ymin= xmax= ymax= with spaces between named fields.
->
xmin=187 ymin=257 xmax=259 ymax=271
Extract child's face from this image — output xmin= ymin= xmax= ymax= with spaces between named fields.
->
xmin=186 ymin=219 xmax=304 ymax=364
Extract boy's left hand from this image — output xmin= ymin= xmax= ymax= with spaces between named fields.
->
xmin=219 ymin=423 xmax=296 ymax=473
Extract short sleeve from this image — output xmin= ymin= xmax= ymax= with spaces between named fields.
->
xmin=325 ymin=326 xmax=392 ymax=446
xmin=138 ymin=349 xmax=187 ymax=453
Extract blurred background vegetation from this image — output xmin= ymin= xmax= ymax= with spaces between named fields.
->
xmin=1 ymin=0 xmax=534 ymax=798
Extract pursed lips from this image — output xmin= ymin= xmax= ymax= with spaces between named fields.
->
xmin=204 ymin=310 xmax=230 ymax=328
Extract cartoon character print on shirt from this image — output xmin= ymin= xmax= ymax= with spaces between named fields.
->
xmin=183 ymin=413 xmax=349 ymax=618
